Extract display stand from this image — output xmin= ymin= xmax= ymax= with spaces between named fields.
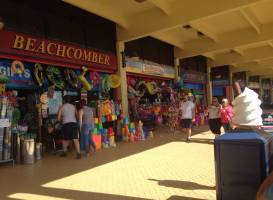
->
xmin=0 ymin=158 xmax=14 ymax=167
xmin=0 ymin=118 xmax=14 ymax=167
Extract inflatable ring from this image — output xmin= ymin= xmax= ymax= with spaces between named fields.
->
xmin=11 ymin=60 xmax=25 ymax=74
xmin=64 ymin=69 xmax=79 ymax=89
xmin=90 ymin=71 xmax=100 ymax=86
xmin=78 ymin=66 xmax=92 ymax=91
xmin=109 ymin=74 xmax=121 ymax=88
xmin=33 ymin=63 xmax=44 ymax=87
xmin=46 ymin=66 xmax=65 ymax=90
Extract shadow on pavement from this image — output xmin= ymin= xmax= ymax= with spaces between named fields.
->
xmin=177 ymin=138 xmax=214 ymax=145
xmin=148 ymin=179 xmax=215 ymax=190
xmin=6 ymin=187 xmax=151 ymax=200
xmin=167 ymin=195 xmax=208 ymax=200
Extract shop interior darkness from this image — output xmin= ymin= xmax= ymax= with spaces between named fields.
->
xmin=0 ymin=0 xmax=117 ymax=54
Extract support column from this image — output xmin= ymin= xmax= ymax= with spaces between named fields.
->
xmin=206 ymin=59 xmax=213 ymax=105
xmin=229 ymin=66 xmax=234 ymax=101
xmin=116 ymin=41 xmax=129 ymax=117
xmin=174 ymin=58 xmax=180 ymax=80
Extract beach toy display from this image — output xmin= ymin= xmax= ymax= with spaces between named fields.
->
xmin=46 ymin=66 xmax=65 ymax=90
xmin=33 ymin=63 xmax=44 ymax=87
xmin=78 ymin=66 xmax=92 ymax=91
xmin=11 ymin=60 xmax=25 ymax=74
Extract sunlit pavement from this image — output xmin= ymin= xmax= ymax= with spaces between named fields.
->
xmin=0 ymin=126 xmax=216 ymax=200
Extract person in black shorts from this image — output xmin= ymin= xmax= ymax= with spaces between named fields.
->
xmin=57 ymin=95 xmax=81 ymax=159
xmin=180 ymin=96 xmax=195 ymax=142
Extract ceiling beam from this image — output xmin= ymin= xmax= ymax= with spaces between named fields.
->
xmin=190 ymin=20 xmax=219 ymax=42
xmin=233 ymin=48 xmax=245 ymax=56
xmin=62 ymin=0 xmax=129 ymax=28
xmin=117 ymin=0 xmax=262 ymax=42
xmin=232 ymin=62 xmax=273 ymax=72
xmin=151 ymin=32 xmax=184 ymax=49
xmin=176 ymin=21 xmax=273 ymax=59
xmin=240 ymin=7 xmax=261 ymax=34
xmin=211 ymin=46 xmax=273 ymax=66
xmin=249 ymin=68 xmax=273 ymax=76
xmin=148 ymin=0 xmax=171 ymax=15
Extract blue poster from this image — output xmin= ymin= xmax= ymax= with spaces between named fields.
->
xmin=0 ymin=59 xmax=38 ymax=89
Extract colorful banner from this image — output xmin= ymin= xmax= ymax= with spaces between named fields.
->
xmin=0 ymin=59 xmax=37 ymax=89
xmin=0 ymin=30 xmax=117 ymax=72
xmin=0 ymin=59 xmax=110 ymax=91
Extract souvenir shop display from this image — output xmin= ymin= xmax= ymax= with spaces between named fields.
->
xmin=121 ymin=117 xmax=146 ymax=142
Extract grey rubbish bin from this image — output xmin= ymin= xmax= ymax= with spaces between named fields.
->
xmin=22 ymin=139 xmax=35 ymax=164
xmin=215 ymin=128 xmax=273 ymax=200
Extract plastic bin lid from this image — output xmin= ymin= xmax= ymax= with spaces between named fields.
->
xmin=215 ymin=128 xmax=273 ymax=143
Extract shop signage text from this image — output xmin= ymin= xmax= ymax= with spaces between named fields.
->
xmin=13 ymin=35 xmax=110 ymax=65
xmin=182 ymin=70 xmax=206 ymax=84
xmin=0 ymin=31 xmax=117 ymax=71
xmin=125 ymin=58 xmax=175 ymax=78
xmin=142 ymin=63 xmax=164 ymax=75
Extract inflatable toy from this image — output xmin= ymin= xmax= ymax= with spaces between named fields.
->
xmin=11 ymin=60 xmax=24 ymax=74
xmin=78 ymin=66 xmax=92 ymax=91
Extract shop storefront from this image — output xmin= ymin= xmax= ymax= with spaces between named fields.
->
xmin=211 ymin=66 xmax=232 ymax=102
xmin=181 ymin=69 xmax=207 ymax=103
xmin=0 ymin=30 xmax=122 ymax=164
xmin=125 ymin=58 xmax=176 ymax=130
xmin=248 ymin=76 xmax=260 ymax=96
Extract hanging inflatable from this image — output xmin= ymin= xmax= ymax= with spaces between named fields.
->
xmin=101 ymin=75 xmax=111 ymax=93
xmin=33 ymin=63 xmax=45 ymax=87
xmin=146 ymin=81 xmax=159 ymax=95
xmin=90 ymin=71 xmax=100 ymax=86
xmin=11 ymin=60 xmax=25 ymax=74
xmin=78 ymin=66 xmax=92 ymax=91
xmin=109 ymin=74 xmax=121 ymax=88
xmin=0 ymin=74 xmax=10 ymax=84
xmin=64 ymin=69 xmax=79 ymax=89
xmin=46 ymin=66 xmax=65 ymax=90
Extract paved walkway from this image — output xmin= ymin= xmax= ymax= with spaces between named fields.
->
xmin=0 ymin=126 xmax=216 ymax=200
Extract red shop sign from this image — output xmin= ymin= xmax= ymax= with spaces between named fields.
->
xmin=0 ymin=30 xmax=117 ymax=72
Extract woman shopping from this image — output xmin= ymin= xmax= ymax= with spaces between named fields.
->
xmin=208 ymin=97 xmax=221 ymax=138
xmin=220 ymin=98 xmax=233 ymax=132
xmin=78 ymin=99 xmax=96 ymax=156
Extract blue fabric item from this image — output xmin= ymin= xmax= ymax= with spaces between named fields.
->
xmin=80 ymin=124 xmax=96 ymax=153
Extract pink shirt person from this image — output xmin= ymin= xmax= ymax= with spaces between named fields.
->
xmin=220 ymin=98 xmax=233 ymax=132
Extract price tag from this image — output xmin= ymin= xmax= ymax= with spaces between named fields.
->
xmin=0 ymin=119 xmax=10 ymax=128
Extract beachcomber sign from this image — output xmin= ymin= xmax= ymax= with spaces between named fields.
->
xmin=0 ymin=30 xmax=117 ymax=71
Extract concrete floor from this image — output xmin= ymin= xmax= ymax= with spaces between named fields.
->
xmin=0 ymin=126 xmax=216 ymax=200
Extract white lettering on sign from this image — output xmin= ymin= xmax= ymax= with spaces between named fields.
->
xmin=0 ymin=66 xmax=31 ymax=79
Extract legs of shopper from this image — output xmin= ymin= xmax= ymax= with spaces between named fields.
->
xmin=62 ymin=140 xmax=69 ymax=152
xmin=73 ymin=139 xmax=80 ymax=154
xmin=186 ymin=128 xmax=191 ymax=139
